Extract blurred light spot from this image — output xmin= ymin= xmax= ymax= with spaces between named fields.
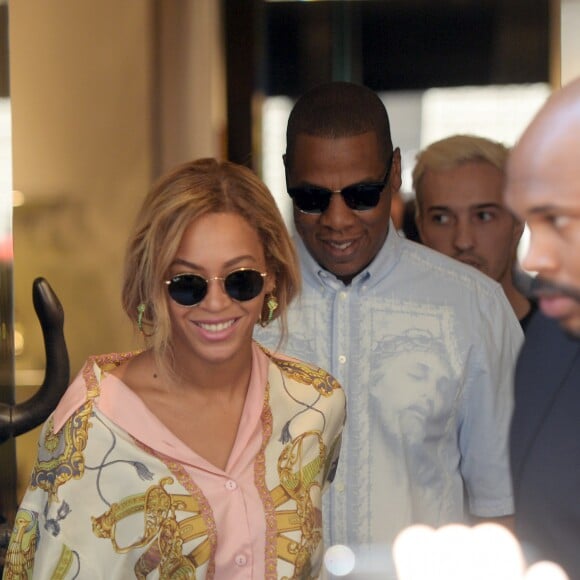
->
xmin=324 ymin=544 xmax=356 ymax=576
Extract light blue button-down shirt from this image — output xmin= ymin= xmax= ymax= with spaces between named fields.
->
xmin=255 ymin=222 xmax=523 ymax=558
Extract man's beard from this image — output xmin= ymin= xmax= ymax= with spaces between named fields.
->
xmin=513 ymin=268 xmax=580 ymax=303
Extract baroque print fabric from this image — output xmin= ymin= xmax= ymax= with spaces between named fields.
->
xmin=4 ymin=345 xmax=345 ymax=579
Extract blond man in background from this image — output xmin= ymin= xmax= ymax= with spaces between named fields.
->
xmin=413 ymin=135 xmax=535 ymax=330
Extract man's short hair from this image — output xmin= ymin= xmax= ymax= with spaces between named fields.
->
xmin=413 ymin=134 xmax=510 ymax=215
xmin=285 ymin=82 xmax=393 ymax=168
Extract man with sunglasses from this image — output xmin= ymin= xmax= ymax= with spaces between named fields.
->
xmin=256 ymin=82 xmax=523 ymax=566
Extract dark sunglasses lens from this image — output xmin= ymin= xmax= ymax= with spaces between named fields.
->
xmin=342 ymin=183 xmax=383 ymax=210
xmin=289 ymin=187 xmax=331 ymax=214
xmin=225 ymin=270 xmax=264 ymax=301
xmin=168 ymin=274 xmax=207 ymax=306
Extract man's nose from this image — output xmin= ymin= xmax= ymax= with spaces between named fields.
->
xmin=521 ymin=231 xmax=559 ymax=275
xmin=319 ymin=192 xmax=358 ymax=230
xmin=452 ymin=219 xmax=475 ymax=251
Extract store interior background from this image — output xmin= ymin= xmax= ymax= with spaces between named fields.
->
xmin=1 ymin=0 xmax=580 ymax=512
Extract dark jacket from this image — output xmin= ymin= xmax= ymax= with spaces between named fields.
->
xmin=510 ymin=310 xmax=580 ymax=579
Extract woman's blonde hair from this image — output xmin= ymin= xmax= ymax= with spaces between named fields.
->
xmin=122 ymin=158 xmax=300 ymax=376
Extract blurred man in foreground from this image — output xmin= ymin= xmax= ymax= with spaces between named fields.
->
xmin=506 ymin=78 xmax=580 ymax=580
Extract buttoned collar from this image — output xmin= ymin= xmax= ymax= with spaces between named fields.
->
xmin=295 ymin=219 xmax=402 ymax=291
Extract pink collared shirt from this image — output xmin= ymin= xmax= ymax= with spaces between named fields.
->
xmin=7 ymin=343 xmax=345 ymax=579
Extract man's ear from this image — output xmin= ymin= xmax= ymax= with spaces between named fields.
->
xmin=390 ymin=147 xmax=403 ymax=193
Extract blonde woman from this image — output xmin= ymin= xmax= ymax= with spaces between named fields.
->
xmin=5 ymin=158 xmax=345 ymax=579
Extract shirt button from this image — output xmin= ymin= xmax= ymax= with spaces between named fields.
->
xmin=338 ymin=355 xmax=346 ymax=364
xmin=340 ymin=291 xmax=348 ymax=300
xmin=335 ymin=482 xmax=345 ymax=492
xmin=225 ymin=479 xmax=237 ymax=491
xmin=235 ymin=554 xmax=247 ymax=566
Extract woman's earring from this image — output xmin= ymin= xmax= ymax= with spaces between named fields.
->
xmin=137 ymin=303 xmax=154 ymax=337
xmin=137 ymin=303 xmax=148 ymax=334
xmin=262 ymin=294 xmax=278 ymax=326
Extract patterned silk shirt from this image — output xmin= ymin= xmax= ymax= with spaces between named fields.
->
xmin=256 ymin=223 xmax=523 ymax=564
xmin=3 ymin=343 xmax=345 ymax=579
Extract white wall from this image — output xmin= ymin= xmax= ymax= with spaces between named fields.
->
xmin=561 ymin=0 xmax=580 ymax=84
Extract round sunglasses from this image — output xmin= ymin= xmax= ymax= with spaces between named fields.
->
xmin=287 ymin=156 xmax=393 ymax=215
xmin=165 ymin=268 xmax=267 ymax=307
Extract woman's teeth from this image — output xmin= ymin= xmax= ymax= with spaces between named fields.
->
xmin=197 ymin=320 xmax=235 ymax=332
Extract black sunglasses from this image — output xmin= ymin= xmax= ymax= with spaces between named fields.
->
xmin=165 ymin=268 xmax=267 ymax=307
xmin=287 ymin=156 xmax=393 ymax=215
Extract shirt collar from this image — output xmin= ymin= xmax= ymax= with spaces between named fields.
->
xmin=296 ymin=219 xmax=402 ymax=290
xmin=53 ymin=346 xmax=269 ymax=474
